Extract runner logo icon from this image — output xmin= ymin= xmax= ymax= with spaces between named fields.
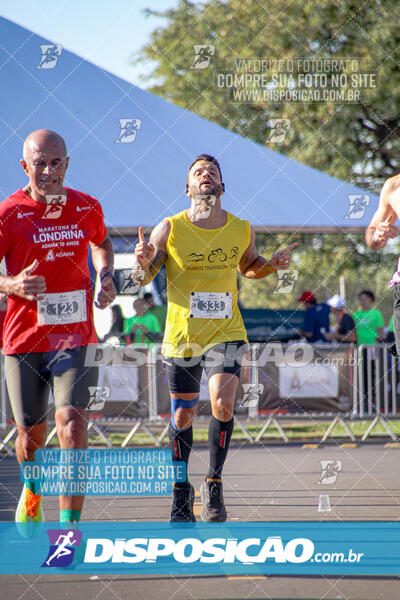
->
xmin=42 ymin=529 xmax=82 ymax=568
xmin=345 ymin=195 xmax=370 ymax=219
xmin=42 ymin=195 xmax=67 ymax=220
xmin=37 ymin=44 xmax=62 ymax=70
xmin=190 ymin=45 xmax=215 ymax=69
xmin=267 ymin=119 xmax=291 ymax=143
xmin=274 ymin=270 xmax=298 ymax=294
xmin=116 ymin=119 xmax=142 ymax=143
xmin=88 ymin=386 xmax=110 ymax=410
xmin=318 ymin=460 xmax=343 ymax=485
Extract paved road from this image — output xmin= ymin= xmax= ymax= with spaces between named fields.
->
xmin=1 ymin=443 xmax=400 ymax=599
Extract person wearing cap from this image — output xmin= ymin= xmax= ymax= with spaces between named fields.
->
xmin=324 ymin=295 xmax=357 ymax=344
xmin=297 ymin=291 xmax=330 ymax=343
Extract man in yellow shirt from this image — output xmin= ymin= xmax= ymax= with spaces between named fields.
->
xmin=132 ymin=154 xmax=297 ymax=522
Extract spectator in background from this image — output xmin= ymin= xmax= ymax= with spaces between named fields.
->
xmin=297 ymin=291 xmax=330 ymax=343
xmin=352 ymin=290 xmax=384 ymax=345
xmin=325 ymin=295 xmax=357 ymax=344
xmin=101 ymin=304 xmax=125 ymax=344
xmin=143 ymin=292 xmax=167 ymax=331
xmin=124 ymin=297 xmax=161 ymax=345
xmin=353 ymin=291 xmax=385 ymax=413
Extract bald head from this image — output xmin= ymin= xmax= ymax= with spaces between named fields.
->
xmin=23 ymin=129 xmax=67 ymax=162
xmin=20 ymin=129 xmax=69 ymax=202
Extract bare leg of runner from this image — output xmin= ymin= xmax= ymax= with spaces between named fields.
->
xmin=56 ymin=406 xmax=88 ymax=519
xmin=200 ymin=373 xmax=238 ymax=522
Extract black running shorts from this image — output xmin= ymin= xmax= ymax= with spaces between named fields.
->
xmin=162 ymin=340 xmax=248 ymax=394
xmin=5 ymin=346 xmax=98 ymax=427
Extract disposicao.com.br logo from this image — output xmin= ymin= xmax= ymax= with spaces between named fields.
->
xmin=1 ymin=521 xmax=392 ymax=575
xmin=82 ymin=535 xmax=362 ymax=566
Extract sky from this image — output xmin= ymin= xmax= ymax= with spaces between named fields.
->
xmin=0 ymin=0 xmax=179 ymax=86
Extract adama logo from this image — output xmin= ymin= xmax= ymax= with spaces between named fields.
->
xmin=45 ymin=250 xmax=74 ymax=261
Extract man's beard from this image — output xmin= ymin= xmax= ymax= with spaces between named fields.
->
xmin=192 ymin=181 xmax=222 ymax=197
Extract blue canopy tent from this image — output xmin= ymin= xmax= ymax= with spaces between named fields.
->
xmin=0 ymin=17 xmax=377 ymax=239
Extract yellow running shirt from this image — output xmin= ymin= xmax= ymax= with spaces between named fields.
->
xmin=162 ymin=210 xmax=250 ymax=357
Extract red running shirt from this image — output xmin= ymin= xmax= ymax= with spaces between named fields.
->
xmin=0 ymin=187 xmax=107 ymax=354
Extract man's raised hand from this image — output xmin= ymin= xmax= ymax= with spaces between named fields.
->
xmin=372 ymin=218 xmax=399 ymax=246
xmin=134 ymin=226 xmax=155 ymax=268
xmin=270 ymin=242 xmax=298 ymax=270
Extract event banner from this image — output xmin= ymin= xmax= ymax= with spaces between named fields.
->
xmin=1 ymin=522 xmax=399 ymax=575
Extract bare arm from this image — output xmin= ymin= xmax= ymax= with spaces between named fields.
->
xmin=365 ymin=178 xmax=399 ymax=249
xmin=90 ymin=232 xmax=114 ymax=278
xmin=132 ymin=220 xmax=170 ymax=287
xmin=238 ymin=227 xmax=298 ymax=278
xmin=90 ymin=232 xmax=117 ymax=309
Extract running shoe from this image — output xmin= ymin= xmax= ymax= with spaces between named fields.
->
xmin=170 ymin=482 xmax=196 ymax=522
xmin=200 ymin=479 xmax=227 ymax=522
xmin=15 ymin=486 xmax=44 ymax=538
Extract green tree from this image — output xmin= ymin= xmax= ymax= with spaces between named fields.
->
xmin=238 ymin=232 xmax=398 ymax=323
xmin=136 ymin=0 xmax=400 ymax=191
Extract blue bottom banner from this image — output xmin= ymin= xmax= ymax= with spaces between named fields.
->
xmin=1 ymin=522 xmax=399 ymax=575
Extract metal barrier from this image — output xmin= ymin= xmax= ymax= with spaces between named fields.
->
xmin=240 ymin=343 xmax=358 ymax=442
xmin=1 ymin=342 xmax=400 ymax=451
xmin=356 ymin=344 xmax=398 ymax=441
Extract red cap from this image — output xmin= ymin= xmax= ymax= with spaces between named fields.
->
xmin=297 ymin=291 xmax=316 ymax=303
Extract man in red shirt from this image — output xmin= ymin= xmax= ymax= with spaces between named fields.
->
xmin=0 ymin=129 xmax=116 ymax=536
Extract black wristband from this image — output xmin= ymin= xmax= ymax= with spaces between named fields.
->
xmin=100 ymin=271 xmax=116 ymax=285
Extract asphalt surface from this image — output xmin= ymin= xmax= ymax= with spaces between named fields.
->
xmin=1 ymin=443 xmax=400 ymax=599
